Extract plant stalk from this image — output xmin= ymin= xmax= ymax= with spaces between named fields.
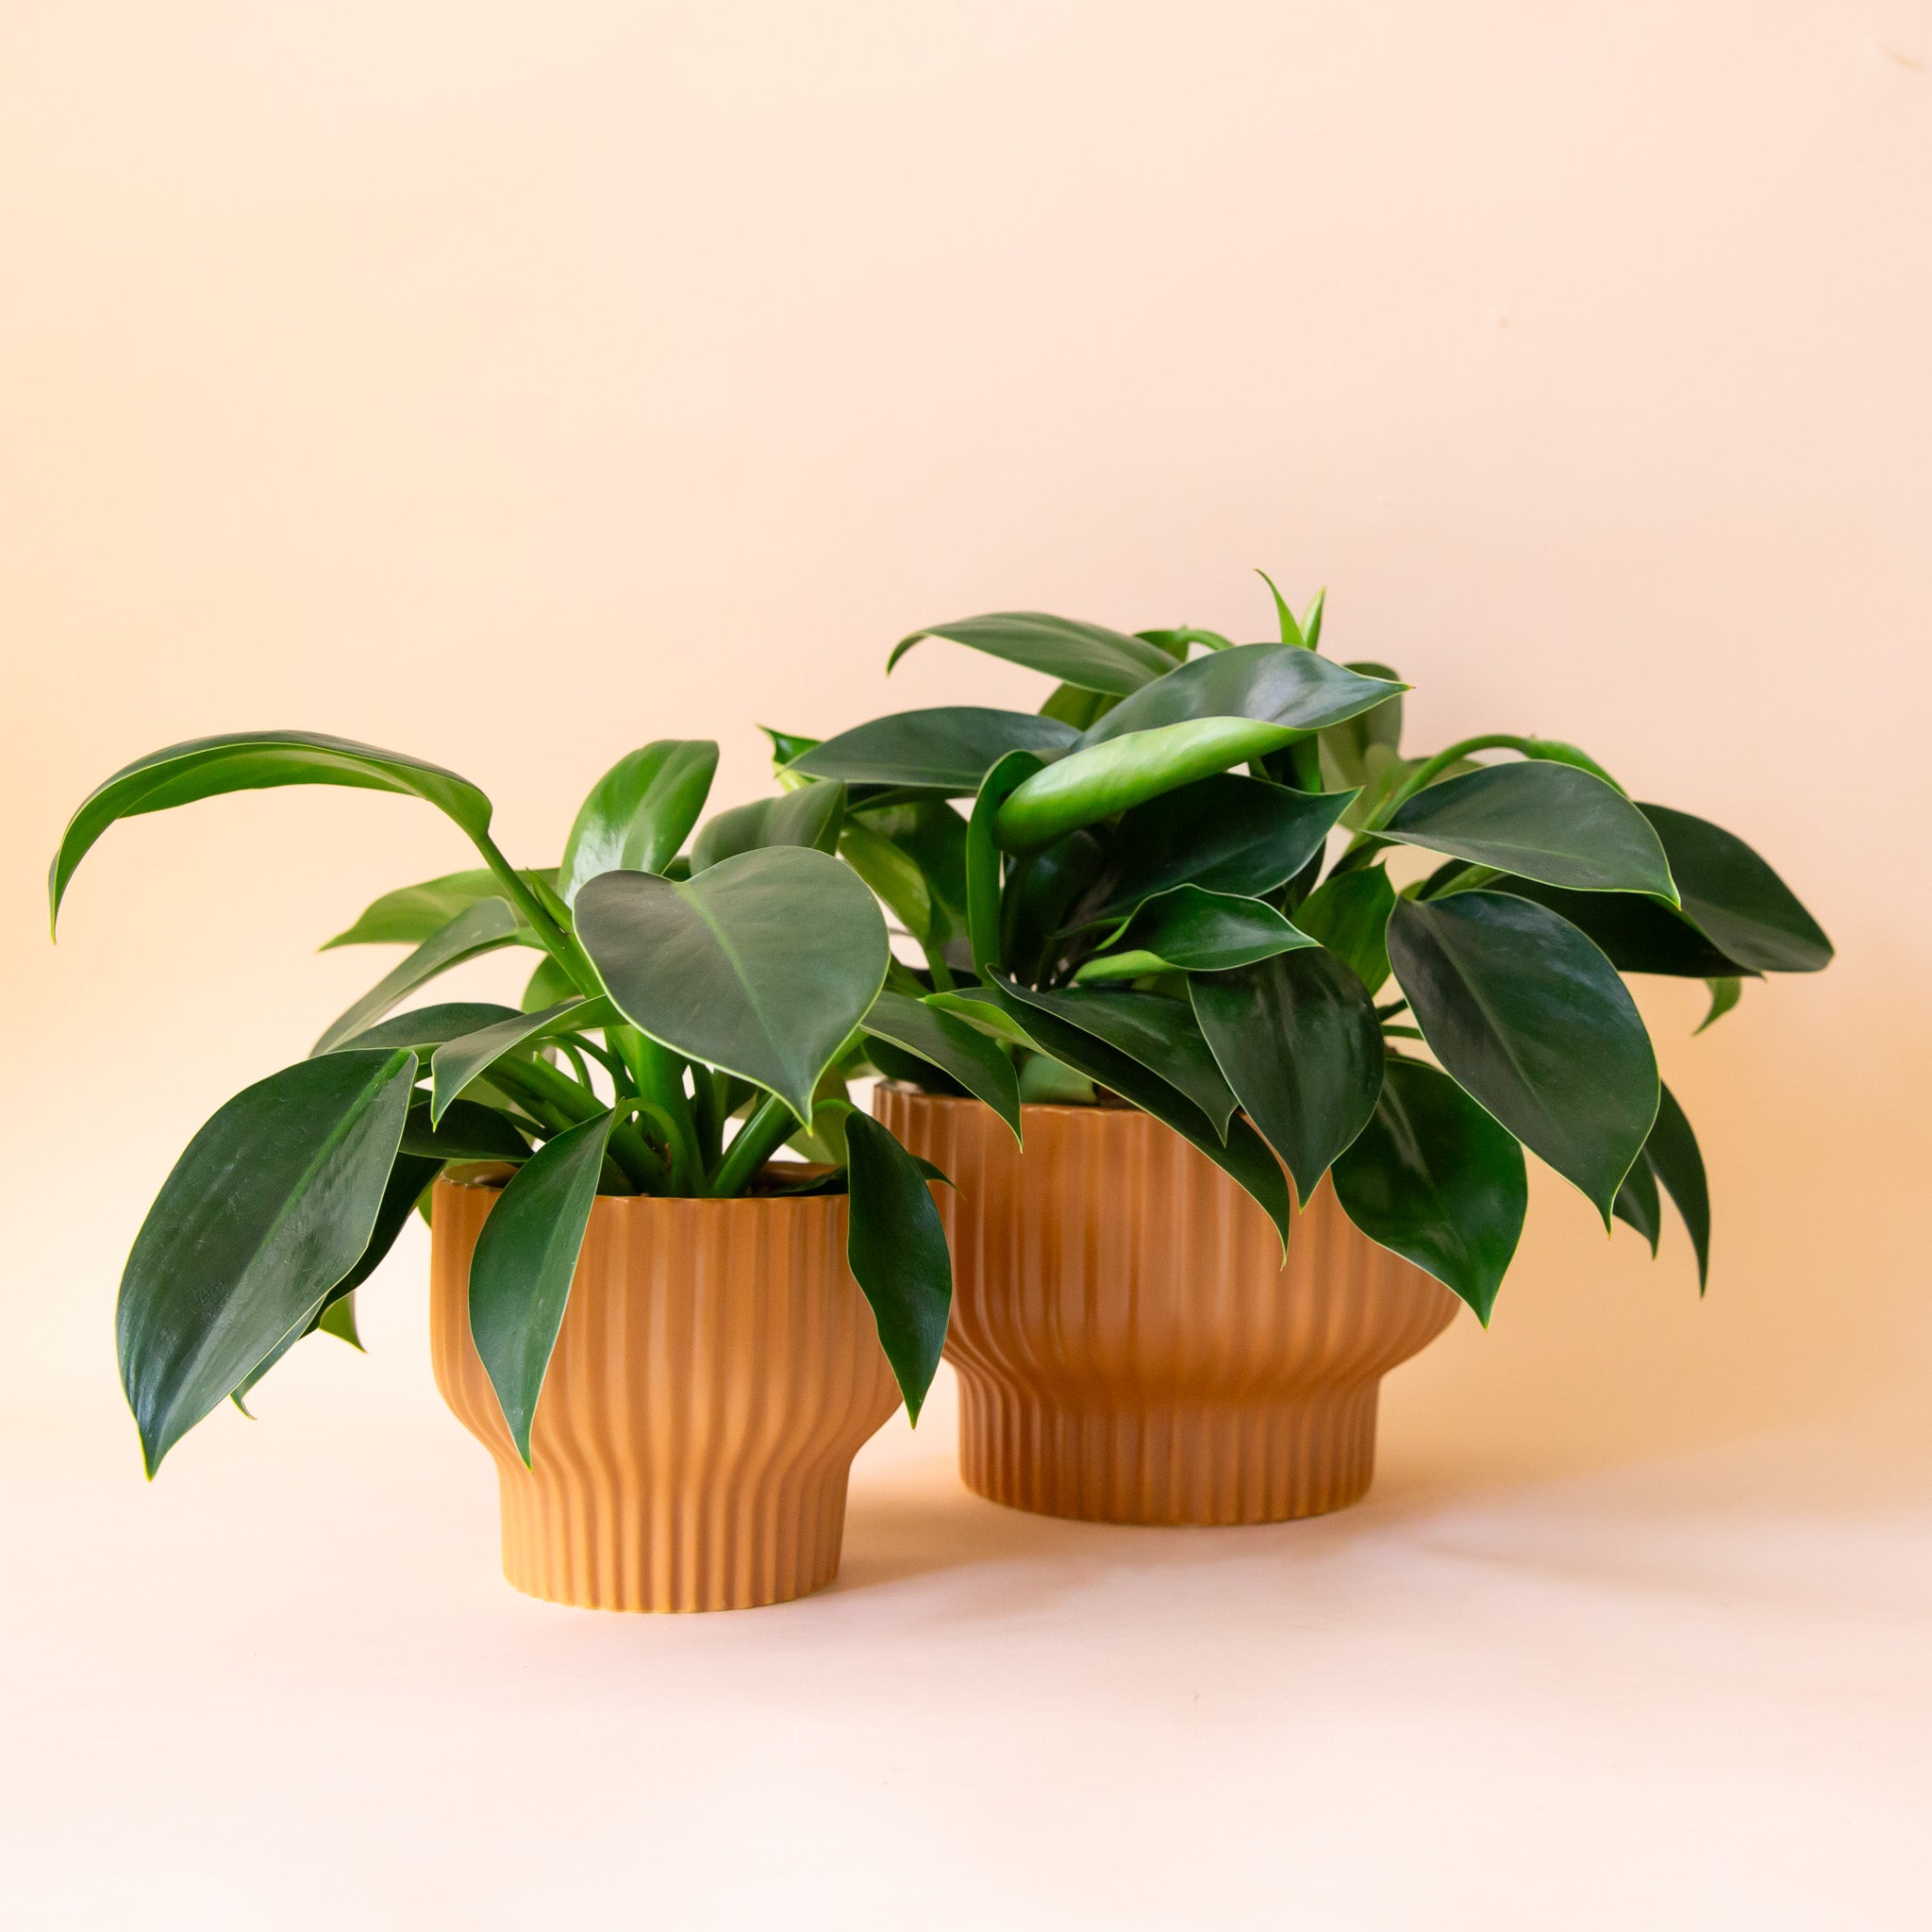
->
xmin=707 ymin=1092 xmax=799 ymax=1198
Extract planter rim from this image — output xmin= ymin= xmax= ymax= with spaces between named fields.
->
xmin=874 ymin=1079 xmax=1138 ymax=1122
xmin=436 ymin=1165 xmax=847 ymax=1208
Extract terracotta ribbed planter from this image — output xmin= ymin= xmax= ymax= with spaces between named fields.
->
xmin=874 ymin=1086 xmax=1459 ymax=1526
xmin=429 ymin=1173 xmax=902 ymax=1612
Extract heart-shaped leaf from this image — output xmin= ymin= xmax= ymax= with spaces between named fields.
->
xmin=690 ymin=782 xmax=846 ymax=874
xmin=1074 ymin=642 xmax=1404 ymax=747
xmin=1331 ymin=1056 xmax=1526 ymax=1323
xmin=1072 ymin=886 xmax=1315 ymax=982
xmin=889 ymin=613 xmax=1176 ymax=694
xmin=558 ymin=740 xmax=719 ymax=903
xmin=1639 ymin=805 xmax=1832 ymax=973
xmin=118 ymin=1049 xmax=416 ymax=1473
xmin=1388 ymin=891 xmax=1658 ymax=1219
xmin=468 ymin=1110 xmax=616 ymax=1464
xmin=1384 ymin=763 xmax=1677 ymax=897
xmin=1292 ymin=865 xmax=1396 ymax=995
xmin=575 ymin=847 xmax=890 ymax=1122
xmin=312 ymin=898 xmax=526 ymax=1056
xmin=52 ymin=731 xmax=496 ymax=932
xmin=785 ymin=708 xmax=1077 ymax=793
xmin=861 ymin=990 xmax=1023 ymax=1141
xmin=843 ymin=1113 xmax=952 ymax=1422
xmin=1191 ymin=945 xmax=1385 ymax=1202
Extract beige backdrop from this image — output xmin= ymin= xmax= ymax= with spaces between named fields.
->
xmin=4 ymin=5 xmax=1929 ymax=1926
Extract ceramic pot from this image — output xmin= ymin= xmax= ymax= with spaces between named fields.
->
xmin=874 ymin=1086 xmax=1458 ymax=1526
xmin=429 ymin=1173 xmax=902 ymax=1611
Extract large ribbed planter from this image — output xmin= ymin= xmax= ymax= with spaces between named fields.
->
xmin=874 ymin=1086 xmax=1458 ymax=1526
xmin=429 ymin=1173 xmax=902 ymax=1612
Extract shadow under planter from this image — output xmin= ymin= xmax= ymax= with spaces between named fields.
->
xmin=874 ymin=1086 xmax=1458 ymax=1526
xmin=429 ymin=1174 xmax=903 ymax=1612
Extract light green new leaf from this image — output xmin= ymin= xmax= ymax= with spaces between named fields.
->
xmin=575 ymin=847 xmax=890 ymax=1123
xmin=785 ymin=708 xmax=1077 ymax=794
xmin=1387 ymin=891 xmax=1658 ymax=1221
xmin=1697 ymin=976 xmax=1743 ymax=1032
xmin=52 ymin=731 xmax=497 ymax=933
xmin=1072 ymin=886 xmax=1315 ymax=982
xmin=861 ymin=989 xmax=1023 ymax=1141
xmin=468 ymin=1110 xmax=616 ymax=1464
xmin=1384 ymin=763 xmax=1677 ymax=898
xmin=843 ymin=1113 xmax=952 ymax=1423
xmin=311 ymin=898 xmax=526 ymax=1056
xmin=429 ymin=996 xmax=622 ymax=1124
xmin=322 ymin=869 xmax=556 ymax=949
xmin=558 ymin=740 xmax=719 ymax=903
xmin=691 ymin=782 xmax=846 ymax=874
xmin=1255 ymin=568 xmax=1307 ymax=648
xmin=118 ymin=1049 xmax=416 ymax=1474
xmin=924 ymin=988 xmax=1040 ymax=1049
xmin=889 ymin=612 xmax=1177 ymax=694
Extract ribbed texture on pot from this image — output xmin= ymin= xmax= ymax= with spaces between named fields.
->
xmin=876 ymin=1087 xmax=1459 ymax=1526
xmin=429 ymin=1176 xmax=902 ymax=1612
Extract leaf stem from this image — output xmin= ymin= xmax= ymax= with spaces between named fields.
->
xmin=708 ymin=1092 xmax=798 ymax=1198
xmin=1365 ymin=734 xmax=1539 ymax=831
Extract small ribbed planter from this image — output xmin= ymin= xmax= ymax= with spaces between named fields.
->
xmin=429 ymin=1174 xmax=902 ymax=1612
xmin=874 ymin=1087 xmax=1458 ymax=1526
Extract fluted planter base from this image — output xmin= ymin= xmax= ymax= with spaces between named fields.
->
xmin=876 ymin=1087 xmax=1459 ymax=1528
xmin=430 ymin=1174 xmax=902 ymax=1612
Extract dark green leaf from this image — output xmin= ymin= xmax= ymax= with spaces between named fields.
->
xmin=840 ymin=824 xmax=934 ymax=942
xmin=1317 ymin=660 xmax=1405 ymax=789
xmin=786 ymin=708 xmax=1077 ymax=794
xmin=331 ymin=1002 xmax=524 ymax=1054
xmin=1612 ymin=1154 xmax=1661 ymax=1254
xmin=1331 ymin=1056 xmax=1525 ymax=1323
xmin=998 ymin=981 xmax=1238 ymax=1138
xmin=53 ymin=731 xmax=496 ymax=932
xmin=1385 ymin=764 xmax=1677 ymax=897
xmin=1073 ymin=886 xmax=1314 ymax=981
xmin=1001 ymin=829 xmax=1110 ymax=983
xmin=428 ymin=996 xmax=621 ymax=1123
xmin=322 ymin=869 xmax=553 ymax=950
xmin=1191 ymin=948 xmax=1383 ymax=1201
xmin=1639 ymin=805 xmax=1832 ymax=973
xmin=861 ymin=989 xmax=1023 ymax=1141
xmin=468 ymin=1110 xmax=616 ymax=1463
xmin=1644 ymin=1081 xmax=1710 ymax=1290
xmin=575 ymin=847 xmax=890 ymax=1122
xmin=1388 ymin=891 xmax=1658 ymax=1220
xmin=317 ymin=1292 xmax=362 ymax=1348
xmin=1488 ymin=876 xmax=1750 ymax=978
xmin=889 ymin=612 xmax=1176 ymax=694
xmin=1697 ymin=977 xmax=1743 ymax=1033
xmin=558 ymin=740 xmax=719 ymax=903
xmin=987 ymin=986 xmax=1294 ymax=1250
xmin=1038 ymin=683 xmax=1118 ymax=730
xmin=842 ymin=1113 xmax=953 ymax=1423
xmin=522 ymin=954 xmax=575 ymax=1012
xmin=966 ymin=750 xmax=1046 ymax=974
xmin=401 ymin=1099 xmax=531 ymax=1163
xmin=848 ymin=797 xmax=971 ymax=942
xmin=311 ymin=898 xmax=526 ymax=1056
xmin=1293 ymin=865 xmax=1396 ymax=995
xmin=690 ymin=781 xmax=846 ymax=874
xmin=118 ymin=1050 xmax=416 ymax=1473
xmin=1074 ymin=642 xmax=1404 ymax=748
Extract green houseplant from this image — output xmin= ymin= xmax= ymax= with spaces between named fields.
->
xmin=775 ymin=579 xmax=1833 ymax=1524
xmin=49 ymin=730 xmax=997 ymax=1609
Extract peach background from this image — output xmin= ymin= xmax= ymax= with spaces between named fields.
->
xmin=4 ymin=5 xmax=1930 ymax=1925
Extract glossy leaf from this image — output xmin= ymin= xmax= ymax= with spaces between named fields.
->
xmin=311 ymin=898 xmax=525 ymax=1056
xmin=558 ymin=740 xmax=719 ymax=903
xmin=997 ymin=718 xmax=1358 ymax=852
xmin=1331 ymin=1057 xmax=1526 ymax=1322
xmin=317 ymin=1293 xmax=362 ymax=1348
xmin=52 ymin=731 xmax=495 ymax=931
xmin=998 ymin=981 xmax=1239 ymax=1138
xmin=428 ymin=996 xmax=621 ymax=1123
xmin=1697 ymin=977 xmax=1743 ymax=1033
xmin=328 ymin=1151 xmax=441 ymax=1300
xmin=1639 ymin=805 xmax=1832 ymax=973
xmin=785 ymin=708 xmax=1077 ymax=794
xmin=400 ymin=1099 xmax=531 ymax=1163
xmin=1487 ymin=876 xmax=1750 ymax=978
xmin=841 ymin=824 xmax=933 ymax=942
xmin=1384 ymin=763 xmax=1677 ymax=898
xmin=330 ymin=1001 xmax=524 ymax=1054
xmin=1001 ymin=829 xmax=1110 ymax=983
xmin=987 ymin=986 xmax=1294 ymax=1250
xmin=322 ymin=869 xmax=552 ymax=950
xmin=1317 ymin=660 xmax=1404 ymax=790
xmin=1066 ymin=774 xmax=1353 ymax=932
xmin=691 ymin=782 xmax=845 ymax=874
xmin=117 ymin=1049 xmax=416 ymax=1474
xmin=1191 ymin=948 xmax=1384 ymax=1202
xmin=924 ymin=987 xmax=1039 ymax=1049
xmin=1073 ymin=886 xmax=1314 ymax=981
xmin=1644 ymin=1081 xmax=1710 ymax=1289
xmin=1074 ymin=642 xmax=1404 ymax=749
xmin=1388 ymin=891 xmax=1658 ymax=1220
xmin=849 ymin=797 xmax=971 ymax=942
xmin=966 ymin=751 xmax=1046 ymax=974
xmin=842 ymin=1113 xmax=952 ymax=1422
xmin=575 ymin=847 xmax=890 ymax=1123
xmin=889 ymin=612 xmax=1176 ymax=694
xmin=1611 ymin=1156 xmax=1661 ymax=1255
xmin=468 ymin=1110 xmax=616 ymax=1463
xmin=861 ymin=989 xmax=1023 ymax=1141
xmin=1289 ymin=866 xmax=1396 ymax=995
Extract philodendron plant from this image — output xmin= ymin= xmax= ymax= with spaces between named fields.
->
xmin=52 ymin=732 xmax=991 ymax=1475
xmin=774 ymin=577 xmax=1832 ymax=1321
